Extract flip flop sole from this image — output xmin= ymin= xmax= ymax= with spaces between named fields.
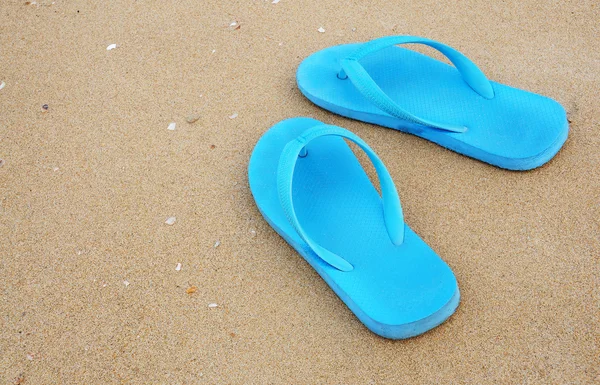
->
xmin=298 ymin=43 xmax=569 ymax=170
xmin=249 ymin=117 xmax=459 ymax=339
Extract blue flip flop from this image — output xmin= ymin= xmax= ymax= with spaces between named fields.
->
xmin=248 ymin=117 xmax=459 ymax=339
xmin=297 ymin=36 xmax=569 ymax=170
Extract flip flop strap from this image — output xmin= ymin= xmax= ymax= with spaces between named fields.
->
xmin=339 ymin=35 xmax=495 ymax=133
xmin=277 ymin=124 xmax=405 ymax=272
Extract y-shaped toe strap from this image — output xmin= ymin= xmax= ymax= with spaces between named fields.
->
xmin=277 ymin=124 xmax=405 ymax=272
xmin=338 ymin=35 xmax=495 ymax=133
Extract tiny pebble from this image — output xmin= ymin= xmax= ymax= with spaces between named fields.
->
xmin=175 ymin=263 xmax=182 ymax=271
xmin=165 ymin=216 xmax=176 ymax=225
xmin=229 ymin=113 xmax=238 ymax=119
xmin=0 ymin=159 xmax=5 ymax=168
xmin=250 ymin=229 xmax=257 ymax=238
xmin=229 ymin=21 xmax=237 ymax=27
xmin=186 ymin=114 xmax=201 ymax=123
xmin=167 ymin=122 xmax=176 ymax=131
xmin=53 ymin=167 xmax=59 ymax=171
xmin=214 ymin=240 xmax=221 ymax=248
xmin=42 ymin=104 xmax=49 ymax=111
xmin=208 ymin=303 xmax=218 ymax=308
xmin=352 ymin=27 xmax=357 ymax=32
xmin=186 ymin=285 xmax=198 ymax=294
xmin=106 ymin=43 xmax=117 ymax=51
xmin=272 ymin=0 xmax=280 ymax=3
xmin=210 ymin=144 xmax=216 ymax=149
xmin=0 ymin=81 xmax=5 ymax=90
xmin=123 ymin=280 xmax=130 ymax=287
xmin=212 ymin=49 xmax=216 ymax=53
xmin=26 ymin=354 xmax=34 ymax=361
xmin=317 ymin=27 xmax=325 ymax=33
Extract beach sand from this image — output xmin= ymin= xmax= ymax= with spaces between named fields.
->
xmin=0 ymin=0 xmax=598 ymax=383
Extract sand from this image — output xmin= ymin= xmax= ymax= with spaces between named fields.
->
xmin=0 ymin=0 xmax=598 ymax=383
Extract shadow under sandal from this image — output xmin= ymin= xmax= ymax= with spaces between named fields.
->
xmin=297 ymin=36 xmax=569 ymax=170
xmin=248 ymin=117 xmax=459 ymax=339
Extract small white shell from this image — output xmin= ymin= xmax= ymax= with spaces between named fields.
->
xmin=106 ymin=44 xmax=117 ymax=51
xmin=208 ymin=303 xmax=218 ymax=308
xmin=165 ymin=216 xmax=176 ymax=225
xmin=175 ymin=263 xmax=182 ymax=271
xmin=0 ymin=81 xmax=5 ymax=90
xmin=317 ymin=27 xmax=325 ymax=33
xmin=186 ymin=114 xmax=200 ymax=123
xmin=167 ymin=122 xmax=176 ymax=131
xmin=229 ymin=113 xmax=238 ymax=119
